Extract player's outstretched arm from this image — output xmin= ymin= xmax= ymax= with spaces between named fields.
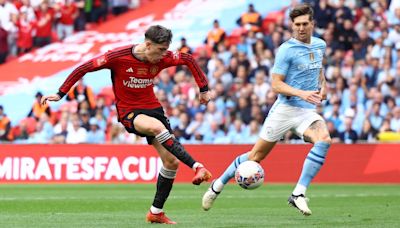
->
xmin=40 ymin=93 xmax=62 ymax=106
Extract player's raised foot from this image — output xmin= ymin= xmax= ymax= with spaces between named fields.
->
xmin=192 ymin=167 xmax=212 ymax=185
xmin=202 ymin=181 xmax=220 ymax=211
xmin=288 ymin=194 xmax=312 ymax=216
xmin=146 ymin=211 xmax=177 ymax=224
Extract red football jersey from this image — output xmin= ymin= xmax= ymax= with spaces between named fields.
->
xmin=59 ymin=45 xmax=208 ymax=121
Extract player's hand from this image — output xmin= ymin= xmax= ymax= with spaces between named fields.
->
xmin=40 ymin=94 xmax=61 ymax=106
xmin=300 ymin=90 xmax=322 ymax=105
xmin=199 ymin=91 xmax=212 ymax=105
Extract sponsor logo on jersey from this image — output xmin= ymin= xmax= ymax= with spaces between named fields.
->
xmin=123 ymin=77 xmax=153 ymax=88
xmin=297 ymin=62 xmax=322 ymax=71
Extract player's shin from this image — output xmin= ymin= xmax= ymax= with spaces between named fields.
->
xmin=151 ymin=166 xmax=176 ymax=213
xmin=156 ymin=130 xmax=196 ymax=168
xmin=293 ymin=141 xmax=330 ymax=196
xmin=214 ymin=152 xmax=249 ymax=192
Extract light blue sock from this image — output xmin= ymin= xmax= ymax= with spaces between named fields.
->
xmin=220 ymin=153 xmax=249 ymax=184
xmin=298 ymin=142 xmax=330 ymax=188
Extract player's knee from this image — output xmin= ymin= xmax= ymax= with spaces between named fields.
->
xmin=149 ymin=125 xmax=168 ymax=136
xmin=163 ymin=157 xmax=179 ymax=170
xmin=319 ymin=134 xmax=332 ymax=145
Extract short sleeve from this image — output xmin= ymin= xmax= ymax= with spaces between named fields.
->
xmin=271 ymin=45 xmax=290 ymax=76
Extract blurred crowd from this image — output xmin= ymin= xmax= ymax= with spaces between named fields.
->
xmin=0 ymin=0 xmax=140 ymax=63
xmin=1 ymin=0 xmax=400 ymax=144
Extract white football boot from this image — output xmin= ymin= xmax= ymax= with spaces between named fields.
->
xmin=288 ymin=194 xmax=312 ymax=216
xmin=202 ymin=181 xmax=220 ymax=211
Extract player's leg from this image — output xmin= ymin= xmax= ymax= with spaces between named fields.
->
xmin=146 ymin=140 xmax=178 ymax=224
xmin=203 ymin=105 xmax=288 ymax=210
xmin=202 ymin=140 xmax=276 ymax=211
xmin=289 ymin=117 xmax=331 ymax=216
xmin=134 ymin=113 xmax=211 ymax=185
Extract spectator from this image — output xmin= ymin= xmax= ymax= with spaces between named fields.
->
xmin=206 ymin=19 xmax=226 ymax=52
xmin=390 ymin=107 xmax=400 ymax=132
xmin=359 ymin=118 xmax=378 ymax=142
xmin=65 ymin=114 xmax=87 ymax=143
xmin=173 ymin=112 xmax=191 ymax=141
xmin=178 ymin=37 xmax=192 ymax=54
xmin=339 ymin=116 xmax=358 ymax=144
xmin=185 ymin=112 xmax=208 ymax=136
xmin=313 ymin=0 xmax=335 ymax=32
xmin=236 ymin=3 xmax=262 ymax=32
xmin=155 ymin=70 xmax=175 ymax=94
xmin=227 ymin=119 xmax=246 ymax=143
xmin=16 ymin=7 xmax=35 ymax=55
xmin=66 ymin=79 xmax=96 ymax=111
xmin=0 ymin=0 xmax=18 ymax=56
xmin=202 ymin=120 xmax=225 ymax=144
xmin=333 ymin=0 xmax=353 ymax=25
xmin=27 ymin=92 xmax=51 ymax=121
xmin=0 ymin=24 xmax=8 ymax=64
xmin=34 ymin=1 xmax=54 ymax=47
xmin=334 ymin=19 xmax=359 ymax=51
xmin=111 ymin=0 xmax=129 ymax=16
xmin=0 ymin=105 xmax=13 ymax=141
xmin=326 ymin=120 xmax=340 ymax=143
xmin=56 ymin=0 xmax=78 ymax=41
xmin=86 ymin=117 xmax=105 ymax=143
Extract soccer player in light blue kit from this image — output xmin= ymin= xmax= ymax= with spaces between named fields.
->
xmin=202 ymin=4 xmax=331 ymax=216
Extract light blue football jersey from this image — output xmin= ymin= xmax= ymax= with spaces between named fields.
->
xmin=271 ymin=36 xmax=326 ymax=109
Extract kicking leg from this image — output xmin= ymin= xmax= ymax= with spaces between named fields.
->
xmin=134 ymin=114 xmax=211 ymax=184
xmin=202 ymin=139 xmax=276 ymax=210
xmin=289 ymin=120 xmax=331 ymax=216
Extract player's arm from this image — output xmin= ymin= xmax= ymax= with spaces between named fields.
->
xmin=318 ymin=68 xmax=327 ymax=100
xmin=271 ymin=73 xmax=322 ymax=105
xmin=167 ymin=51 xmax=211 ymax=104
xmin=41 ymin=54 xmax=110 ymax=106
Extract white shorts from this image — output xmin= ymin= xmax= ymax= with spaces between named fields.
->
xmin=259 ymin=103 xmax=324 ymax=142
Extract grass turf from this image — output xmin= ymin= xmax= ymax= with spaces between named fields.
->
xmin=0 ymin=184 xmax=398 ymax=227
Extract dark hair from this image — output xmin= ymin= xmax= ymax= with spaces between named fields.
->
xmin=289 ymin=4 xmax=314 ymax=22
xmin=145 ymin=25 xmax=173 ymax=44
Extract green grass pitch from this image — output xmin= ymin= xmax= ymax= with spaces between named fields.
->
xmin=0 ymin=184 xmax=398 ymax=227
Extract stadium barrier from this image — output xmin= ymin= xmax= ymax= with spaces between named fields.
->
xmin=0 ymin=144 xmax=399 ymax=183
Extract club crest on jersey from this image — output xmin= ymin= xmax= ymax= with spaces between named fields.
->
xmin=150 ymin=66 xmax=159 ymax=75
xmin=309 ymin=52 xmax=314 ymax=61
xmin=127 ymin=112 xmax=135 ymax=120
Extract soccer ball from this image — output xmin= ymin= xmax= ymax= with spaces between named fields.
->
xmin=235 ymin=161 xmax=264 ymax=190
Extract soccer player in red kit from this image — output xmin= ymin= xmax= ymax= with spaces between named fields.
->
xmin=41 ymin=25 xmax=212 ymax=224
